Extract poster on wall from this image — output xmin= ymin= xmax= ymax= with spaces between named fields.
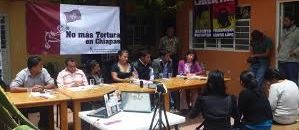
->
xmin=193 ymin=0 xmax=236 ymax=38
xmin=26 ymin=2 xmax=120 ymax=55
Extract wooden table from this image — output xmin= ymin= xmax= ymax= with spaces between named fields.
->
xmin=57 ymin=85 xmax=116 ymax=130
xmin=6 ymin=91 xmax=70 ymax=130
xmin=157 ymin=77 xmax=231 ymax=111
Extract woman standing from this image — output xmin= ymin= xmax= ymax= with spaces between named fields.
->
xmin=239 ymin=71 xmax=272 ymax=130
xmin=111 ymin=50 xmax=137 ymax=82
xmin=178 ymin=51 xmax=203 ymax=110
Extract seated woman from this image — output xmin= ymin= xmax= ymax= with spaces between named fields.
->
xmin=265 ymin=68 xmax=299 ymax=124
xmin=178 ymin=51 xmax=203 ymax=110
xmin=189 ymin=70 xmax=240 ymax=130
xmin=86 ymin=60 xmax=103 ymax=85
xmin=239 ymin=71 xmax=272 ymax=130
xmin=111 ymin=50 xmax=137 ymax=82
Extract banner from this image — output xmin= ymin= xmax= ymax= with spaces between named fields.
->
xmin=26 ymin=2 xmax=120 ymax=55
xmin=193 ymin=0 xmax=236 ymax=38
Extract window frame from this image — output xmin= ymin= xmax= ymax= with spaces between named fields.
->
xmin=189 ymin=6 xmax=251 ymax=52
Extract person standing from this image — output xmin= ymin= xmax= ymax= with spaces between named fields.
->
xmin=278 ymin=15 xmax=299 ymax=85
xmin=248 ymin=30 xmax=272 ymax=88
xmin=159 ymin=25 xmax=180 ymax=76
xmin=10 ymin=56 xmax=55 ymax=130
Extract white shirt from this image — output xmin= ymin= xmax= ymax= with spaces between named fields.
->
xmin=56 ymin=68 xmax=88 ymax=88
xmin=268 ymin=79 xmax=299 ymax=124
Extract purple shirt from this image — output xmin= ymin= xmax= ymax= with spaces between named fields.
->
xmin=177 ymin=60 xmax=203 ymax=75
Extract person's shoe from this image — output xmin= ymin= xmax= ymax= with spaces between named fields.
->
xmin=170 ymin=108 xmax=180 ymax=114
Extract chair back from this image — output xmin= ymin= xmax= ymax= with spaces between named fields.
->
xmin=0 ymin=87 xmax=38 ymax=130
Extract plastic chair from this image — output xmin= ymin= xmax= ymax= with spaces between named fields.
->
xmin=0 ymin=87 xmax=38 ymax=130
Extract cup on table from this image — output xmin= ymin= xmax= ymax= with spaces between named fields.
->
xmin=27 ymin=87 xmax=32 ymax=97
xmin=205 ymin=70 xmax=210 ymax=77
xmin=99 ymin=78 xmax=104 ymax=85
xmin=89 ymin=79 xmax=95 ymax=85
xmin=159 ymin=73 xmax=164 ymax=79
xmin=168 ymin=73 xmax=173 ymax=79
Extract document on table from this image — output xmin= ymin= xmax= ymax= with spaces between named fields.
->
xmin=31 ymin=92 xmax=55 ymax=98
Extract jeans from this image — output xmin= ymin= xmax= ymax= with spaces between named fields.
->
xmin=278 ymin=61 xmax=299 ymax=85
xmin=250 ymin=60 xmax=268 ymax=88
xmin=170 ymin=91 xmax=179 ymax=109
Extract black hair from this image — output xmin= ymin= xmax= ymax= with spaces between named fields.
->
xmin=86 ymin=60 xmax=99 ymax=74
xmin=184 ymin=50 xmax=197 ymax=65
xmin=203 ymin=70 xmax=226 ymax=96
xmin=27 ymin=56 xmax=42 ymax=70
xmin=117 ymin=50 xmax=129 ymax=57
xmin=251 ymin=30 xmax=263 ymax=42
xmin=159 ymin=49 xmax=171 ymax=57
xmin=285 ymin=14 xmax=295 ymax=21
xmin=138 ymin=49 xmax=150 ymax=58
xmin=64 ymin=57 xmax=75 ymax=66
xmin=240 ymin=70 xmax=263 ymax=96
xmin=264 ymin=68 xmax=285 ymax=81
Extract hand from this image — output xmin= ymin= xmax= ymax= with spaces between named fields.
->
xmin=32 ymin=85 xmax=44 ymax=92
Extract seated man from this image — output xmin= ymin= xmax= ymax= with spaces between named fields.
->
xmin=152 ymin=50 xmax=178 ymax=112
xmin=152 ymin=50 xmax=173 ymax=78
xmin=57 ymin=58 xmax=88 ymax=87
xmin=10 ymin=56 xmax=55 ymax=130
xmin=132 ymin=49 xmax=154 ymax=80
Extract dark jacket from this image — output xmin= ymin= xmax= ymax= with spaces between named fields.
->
xmin=189 ymin=95 xmax=240 ymax=130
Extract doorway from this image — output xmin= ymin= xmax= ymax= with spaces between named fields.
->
xmin=276 ymin=0 xmax=299 ymax=81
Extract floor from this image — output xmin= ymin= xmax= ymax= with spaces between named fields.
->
xmin=27 ymin=106 xmax=299 ymax=130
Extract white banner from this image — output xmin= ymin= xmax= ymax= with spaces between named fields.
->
xmin=60 ymin=4 xmax=120 ymax=54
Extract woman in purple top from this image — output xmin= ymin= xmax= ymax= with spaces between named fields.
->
xmin=178 ymin=51 xmax=204 ymax=110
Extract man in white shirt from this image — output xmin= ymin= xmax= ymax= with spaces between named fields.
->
xmin=265 ymin=68 xmax=299 ymax=124
xmin=57 ymin=58 xmax=88 ymax=87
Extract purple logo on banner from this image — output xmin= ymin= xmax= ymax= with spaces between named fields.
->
xmin=64 ymin=9 xmax=81 ymax=23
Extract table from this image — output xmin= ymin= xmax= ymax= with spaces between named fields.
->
xmin=79 ymin=110 xmax=186 ymax=130
xmin=57 ymin=85 xmax=116 ymax=130
xmin=158 ymin=77 xmax=231 ymax=110
xmin=6 ymin=91 xmax=70 ymax=130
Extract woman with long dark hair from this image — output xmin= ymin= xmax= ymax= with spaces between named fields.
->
xmin=85 ymin=60 xmax=103 ymax=85
xmin=178 ymin=50 xmax=203 ymax=110
xmin=111 ymin=50 xmax=137 ymax=82
xmin=189 ymin=70 xmax=240 ymax=130
xmin=239 ymin=71 xmax=272 ymax=130
xmin=264 ymin=68 xmax=299 ymax=124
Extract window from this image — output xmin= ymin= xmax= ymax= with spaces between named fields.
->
xmin=190 ymin=6 xmax=251 ymax=51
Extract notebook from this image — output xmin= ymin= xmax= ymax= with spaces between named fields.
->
xmin=121 ymin=92 xmax=153 ymax=113
xmin=87 ymin=90 xmax=120 ymax=118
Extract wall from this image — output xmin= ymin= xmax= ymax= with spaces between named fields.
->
xmin=176 ymin=0 xmax=276 ymax=95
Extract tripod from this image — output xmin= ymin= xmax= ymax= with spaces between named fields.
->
xmin=149 ymin=92 xmax=170 ymax=130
